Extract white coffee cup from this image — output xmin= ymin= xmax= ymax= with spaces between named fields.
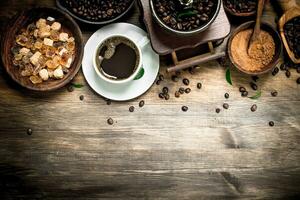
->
xmin=93 ymin=35 xmax=149 ymax=84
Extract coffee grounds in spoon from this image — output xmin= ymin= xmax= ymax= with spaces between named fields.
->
xmin=231 ymin=29 xmax=275 ymax=72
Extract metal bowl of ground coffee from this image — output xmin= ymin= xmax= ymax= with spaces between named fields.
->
xmin=150 ymin=0 xmax=221 ymax=36
xmin=56 ymin=0 xmax=135 ymax=25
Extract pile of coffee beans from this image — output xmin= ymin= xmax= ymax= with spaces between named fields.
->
xmin=284 ymin=17 xmax=300 ymax=59
xmin=153 ymin=0 xmax=218 ymax=31
xmin=61 ymin=0 xmax=134 ymax=22
xmin=224 ymin=0 xmax=257 ymax=14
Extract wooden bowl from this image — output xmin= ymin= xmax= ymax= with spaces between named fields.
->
xmin=1 ymin=7 xmax=83 ymax=91
xmin=227 ymin=21 xmax=282 ymax=75
xmin=56 ymin=0 xmax=136 ymax=25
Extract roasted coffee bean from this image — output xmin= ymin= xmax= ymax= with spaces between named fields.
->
xmin=179 ymin=87 xmax=185 ymax=94
xmin=297 ymin=77 xmax=300 ymax=84
xmin=156 ymin=80 xmax=161 ymax=85
xmin=27 ymin=128 xmax=33 ymax=135
xmin=250 ymin=82 xmax=258 ymax=91
xmin=182 ymin=106 xmax=188 ymax=112
xmin=139 ymin=100 xmax=145 ymax=107
xmin=79 ymin=95 xmax=84 ymax=101
xmin=280 ymin=63 xmax=287 ymax=71
xmin=224 ymin=93 xmax=229 ymax=99
xmin=216 ymin=108 xmax=221 ymax=113
xmin=223 ymin=103 xmax=229 ymax=109
xmin=175 ymin=91 xmax=180 ymax=98
xmin=251 ymin=104 xmax=257 ymax=112
xmin=239 ymin=87 xmax=246 ymax=93
xmin=129 ymin=106 xmax=135 ymax=112
xmin=224 ymin=0 xmax=257 ymax=14
xmin=158 ymin=74 xmax=164 ymax=81
xmin=185 ymin=88 xmax=191 ymax=94
xmin=107 ymin=118 xmax=114 ymax=125
xmin=241 ymin=91 xmax=248 ymax=97
xmin=272 ymin=67 xmax=279 ymax=76
xmin=106 ymin=99 xmax=112 ymax=105
xmin=162 ymin=87 xmax=169 ymax=94
xmin=189 ymin=67 xmax=196 ymax=74
xmin=284 ymin=17 xmax=300 ymax=59
xmin=252 ymin=76 xmax=259 ymax=82
xmin=271 ymin=90 xmax=278 ymax=97
xmin=269 ymin=121 xmax=275 ymax=127
xmin=67 ymin=85 xmax=74 ymax=92
xmin=183 ymin=78 xmax=190 ymax=86
xmin=159 ymin=93 xmax=165 ymax=99
xmin=153 ymin=0 xmax=217 ymax=32
xmin=164 ymin=93 xmax=170 ymax=100
xmin=64 ymin=0 xmax=133 ymax=22
xmin=197 ymin=83 xmax=202 ymax=89
xmin=286 ymin=70 xmax=291 ymax=78
xmin=171 ymin=75 xmax=179 ymax=82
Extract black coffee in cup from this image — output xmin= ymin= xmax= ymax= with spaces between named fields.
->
xmin=96 ymin=36 xmax=140 ymax=80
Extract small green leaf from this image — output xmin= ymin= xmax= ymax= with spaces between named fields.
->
xmin=71 ymin=83 xmax=84 ymax=88
xmin=249 ymin=91 xmax=262 ymax=100
xmin=177 ymin=10 xmax=197 ymax=19
xmin=134 ymin=68 xmax=144 ymax=80
xmin=225 ymin=68 xmax=232 ymax=85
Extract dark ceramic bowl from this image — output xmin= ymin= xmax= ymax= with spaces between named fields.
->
xmin=227 ymin=21 xmax=282 ymax=75
xmin=56 ymin=0 xmax=136 ymax=25
xmin=149 ymin=0 xmax=221 ymax=36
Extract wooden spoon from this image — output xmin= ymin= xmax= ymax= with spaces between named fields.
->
xmin=278 ymin=0 xmax=300 ymax=64
xmin=248 ymin=0 xmax=265 ymax=52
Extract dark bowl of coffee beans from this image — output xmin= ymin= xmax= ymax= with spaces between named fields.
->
xmin=56 ymin=0 xmax=135 ymax=25
xmin=223 ymin=0 xmax=257 ymax=17
xmin=150 ymin=0 xmax=221 ymax=36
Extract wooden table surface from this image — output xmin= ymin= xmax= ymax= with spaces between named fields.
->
xmin=0 ymin=0 xmax=300 ymax=199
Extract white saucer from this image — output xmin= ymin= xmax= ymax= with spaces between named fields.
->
xmin=82 ymin=23 xmax=160 ymax=101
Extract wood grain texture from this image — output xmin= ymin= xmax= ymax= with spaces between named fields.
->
xmin=0 ymin=0 xmax=300 ymax=199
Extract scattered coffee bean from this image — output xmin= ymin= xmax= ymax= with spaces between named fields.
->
xmin=252 ymin=76 xmax=259 ymax=82
xmin=280 ymin=63 xmax=287 ymax=71
xmin=183 ymin=78 xmax=190 ymax=86
xmin=107 ymin=118 xmax=114 ymax=125
xmin=159 ymin=93 xmax=165 ymax=99
xmin=156 ymin=80 xmax=161 ymax=85
xmin=182 ymin=106 xmax=188 ymax=112
xmin=164 ymin=93 xmax=170 ymax=100
xmin=27 ymin=128 xmax=32 ymax=135
xmin=175 ymin=91 xmax=180 ymax=98
xmin=251 ymin=104 xmax=257 ymax=112
xmin=162 ymin=87 xmax=169 ymax=94
xmin=67 ymin=85 xmax=74 ymax=92
xmin=197 ymin=83 xmax=202 ymax=89
xmin=272 ymin=67 xmax=279 ymax=76
xmin=171 ymin=75 xmax=179 ymax=82
xmin=189 ymin=67 xmax=196 ymax=74
xmin=223 ymin=103 xmax=229 ymax=109
xmin=224 ymin=93 xmax=229 ymax=99
xmin=271 ymin=90 xmax=278 ymax=97
xmin=297 ymin=77 xmax=300 ymax=84
xmin=250 ymin=82 xmax=258 ymax=91
xmin=106 ymin=99 xmax=112 ymax=105
xmin=185 ymin=88 xmax=191 ymax=94
xmin=269 ymin=121 xmax=275 ymax=127
xmin=158 ymin=74 xmax=164 ymax=81
xmin=241 ymin=91 xmax=248 ymax=97
xmin=179 ymin=87 xmax=185 ymax=94
xmin=129 ymin=106 xmax=135 ymax=112
xmin=79 ymin=95 xmax=84 ymax=101
xmin=139 ymin=100 xmax=145 ymax=107
xmin=239 ymin=87 xmax=246 ymax=92
xmin=285 ymin=70 xmax=291 ymax=78
xmin=216 ymin=108 xmax=221 ymax=113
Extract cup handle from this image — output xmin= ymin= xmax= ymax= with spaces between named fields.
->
xmin=134 ymin=67 xmax=145 ymax=80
